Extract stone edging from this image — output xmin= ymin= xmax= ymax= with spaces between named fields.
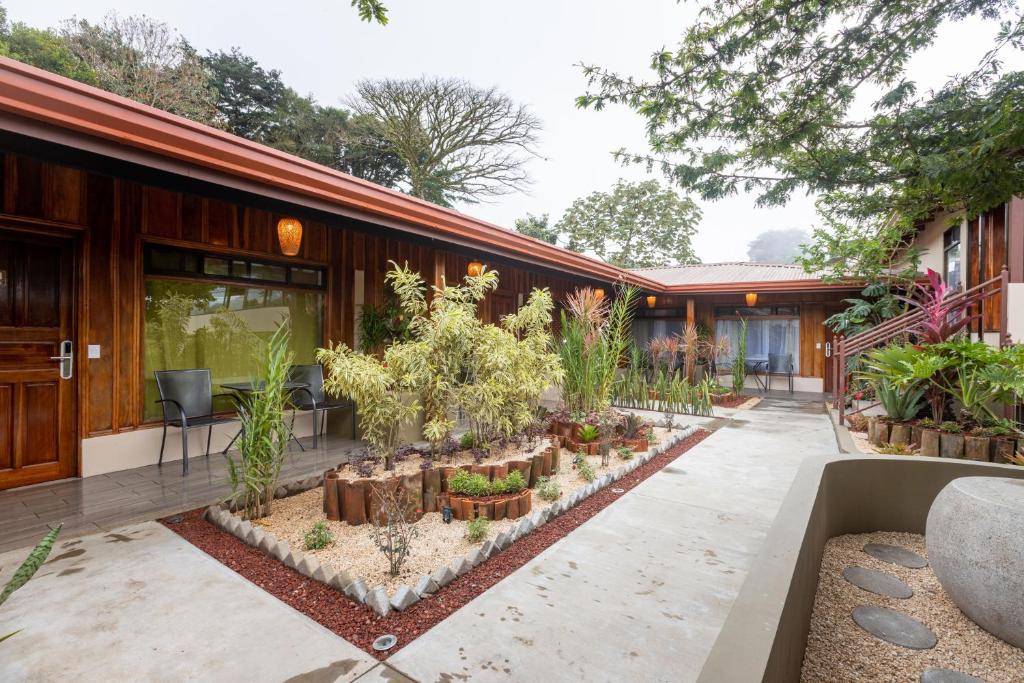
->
xmin=205 ymin=425 xmax=697 ymax=617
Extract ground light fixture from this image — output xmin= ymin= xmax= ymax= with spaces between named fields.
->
xmin=745 ymin=291 xmax=758 ymax=306
xmin=276 ymin=217 xmax=303 ymax=256
xmin=372 ymin=634 xmax=398 ymax=651
xmin=442 ymin=505 xmax=453 ymax=524
xmin=646 ymin=295 xmax=656 ymax=308
xmin=467 ymin=260 xmax=484 ymax=276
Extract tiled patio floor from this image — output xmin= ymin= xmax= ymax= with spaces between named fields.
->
xmin=0 ymin=435 xmax=361 ymax=553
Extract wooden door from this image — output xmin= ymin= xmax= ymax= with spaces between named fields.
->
xmin=0 ymin=230 xmax=77 ymax=489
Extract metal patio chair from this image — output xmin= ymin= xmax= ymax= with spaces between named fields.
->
xmin=154 ymin=369 xmax=237 ymax=476
xmin=287 ymin=364 xmax=356 ymax=448
xmin=767 ymin=353 xmax=795 ymax=393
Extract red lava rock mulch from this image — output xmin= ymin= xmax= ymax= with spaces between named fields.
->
xmin=711 ymin=393 xmax=755 ymax=408
xmin=161 ymin=428 xmax=712 ymax=659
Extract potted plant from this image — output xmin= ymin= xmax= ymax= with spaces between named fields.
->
xmin=578 ymin=424 xmax=600 ymax=456
xmin=987 ymin=420 xmax=1020 ymax=463
xmin=939 ymin=421 xmax=965 ymax=459
xmin=620 ymin=413 xmax=649 ymax=452
xmin=919 ymin=418 xmax=941 ymax=457
xmin=963 ymin=427 xmax=991 ymax=462
xmin=912 ymin=418 xmax=935 ymax=449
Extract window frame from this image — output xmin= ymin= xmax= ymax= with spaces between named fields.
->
xmin=943 ymin=225 xmax=962 ymax=290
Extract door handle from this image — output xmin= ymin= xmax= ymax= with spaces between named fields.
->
xmin=50 ymin=340 xmax=73 ymax=380
xmin=824 ymin=341 xmax=831 ymax=358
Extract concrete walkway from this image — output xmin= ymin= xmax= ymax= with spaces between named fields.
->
xmin=0 ymin=521 xmax=379 ymax=683
xmin=387 ymin=396 xmax=840 ymax=682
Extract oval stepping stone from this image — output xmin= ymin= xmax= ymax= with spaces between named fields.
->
xmin=920 ymin=668 xmax=985 ymax=683
xmin=864 ymin=543 xmax=928 ymax=569
xmin=843 ymin=566 xmax=914 ymax=599
xmin=852 ymin=605 xmax=937 ymax=649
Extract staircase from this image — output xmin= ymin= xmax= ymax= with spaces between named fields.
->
xmin=832 ymin=268 xmax=1009 ymax=425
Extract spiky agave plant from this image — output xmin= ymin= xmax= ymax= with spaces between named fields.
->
xmin=1 ymin=524 xmax=62 ymax=644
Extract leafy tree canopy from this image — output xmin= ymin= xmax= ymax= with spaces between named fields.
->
xmin=0 ymin=8 xmax=95 ymax=83
xmin=514 ymin=213 xmax=559 ymax=245
xmin=61 ymin=12 xmax=219 ymax=126
xmin=578 ymin=0 xmax=1024 ymax=276
xmin=555 ymin=179 xmax=701 ymax=269
xmin=747 ymin=228 xmax=810 ymax=264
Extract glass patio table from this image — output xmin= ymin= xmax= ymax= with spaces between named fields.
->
xmin=221 ymin=380 xmax=311 ymax=452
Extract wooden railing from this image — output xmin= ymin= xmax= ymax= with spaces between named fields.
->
xmin=832 ymin=268 xmax=1010 ymax=425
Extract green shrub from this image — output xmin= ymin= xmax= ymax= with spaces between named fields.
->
xmin=448 ymin=470 xmax=491 ymax=496
xmin=574 ymin=453 xmax=596 ymax=482
xmin=465 ymin=516 xmax=490 ymax=543
xmin=578 ymin=424 xmax=600 ymax=442
xmin=536 ymin=476 xmax=561 ymax=501
xmin=617 ymin=446 xmax=634 ymax=461
xmin=459 ymin=431 xmax=476 ymax=450
xmin=503 ymin=469 xmax=526 ymax=493
xmin=918 ymin=417 xmax=937 ymax=429
xmin=303 ymin=520 xmax=333 ymax=550
xmin=877 ymin=442 xmax=916 ymax=455
xmin=939 ymin=421 xmax=963 ymax=434
xmin=490 ymin=476 xmax=508 ymax=495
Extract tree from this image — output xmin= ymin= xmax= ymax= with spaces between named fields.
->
xmin=555 ymin=179 xmax=701 ymax=268
xmin=747 ymin=228 xmax=810 ymax=264
xmin=351 ymin=0 xmax=388 ymax=24
xmin=61 ymin=13 xmax=218 ymax=125
xmin=514 ymin=213 xmax=558 ymax=245
xmin=0 ymin=9 xmax=95 ymax=83
xmin=577 ymin=0 xmax=1024 ymax=270
xmin=204 ymin=48 xmax=288 ymax=140
xmin=349 ymin=76 xmax=541 ymax=206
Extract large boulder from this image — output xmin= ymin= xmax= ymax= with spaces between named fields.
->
xmin=926 ymin=477 xmax=1024 ymax=648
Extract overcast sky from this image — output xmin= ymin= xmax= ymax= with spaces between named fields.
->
xmin=5 ymin=0 xmax=1018 ymax=262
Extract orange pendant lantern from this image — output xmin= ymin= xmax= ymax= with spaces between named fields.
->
xmin=277 ymin=217 xmax=303 ymax=256
xmin=646 ymin=295 xmax=657 ymax=309
xmin=593 ymin=288 xmax=605 ymax=301
xmin=467 ymin=260 xmax=484 ymax=277
xmin=745 ymin=292 xmax=758 ymax=307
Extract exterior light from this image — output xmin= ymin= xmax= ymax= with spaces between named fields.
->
xmin=276 ymin=217 xmax=303 ymax=256
xmin=745 ymin=292 xmax=758 ymax=307
xmin=442 ymin=505 xmax=453 ymax=524
xmin=646 ymin=295 xmax=657 ymax=309
xmin=593 ymin=288 xmax=605 ymax=300
xmin=467 ymin=260 xmax=484 ymax=277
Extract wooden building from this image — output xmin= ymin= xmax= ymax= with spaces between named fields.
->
xmin=0 ymin=58 xmax=856 ymax=490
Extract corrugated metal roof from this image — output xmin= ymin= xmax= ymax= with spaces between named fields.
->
xmin=632 ymin=262 xmax=821 ymax=286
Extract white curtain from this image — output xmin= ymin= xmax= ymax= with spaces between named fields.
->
xmin=716 ymin=318 xmax=799 ymax=373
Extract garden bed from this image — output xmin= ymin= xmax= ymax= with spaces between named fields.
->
xmin=241 ymin=427 xmax=672 ymax=592
xmin=801 ymin=531 xmax=1024 ymax=683
xmin=162 ymin=428 xmax=710 ymax=659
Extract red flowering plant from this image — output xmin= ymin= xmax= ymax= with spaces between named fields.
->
xmin=896 ymin=268 xmax=981 ymax=344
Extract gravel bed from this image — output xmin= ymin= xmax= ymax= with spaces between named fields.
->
xmin=801 ymin=531 xmax=1024 ymax=682
xmin=164 ymin=428 xmax=711 ymax=659
xmin=251 ymin=430 xmax=669 ymax=591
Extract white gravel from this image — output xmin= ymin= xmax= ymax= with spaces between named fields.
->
xmin=801 ymin=531 xmax=1024 ymax=682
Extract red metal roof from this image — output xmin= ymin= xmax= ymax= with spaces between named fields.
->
xmin=0 ymin=56 xmax=853 ymax=295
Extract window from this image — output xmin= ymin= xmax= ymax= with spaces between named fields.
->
xmin=943 ymin=226 xmax=962 ymax=290
xmin=142 ymin=246 xmax=325 ymax=420
xmin=715 ymin=306 xmax=800 ymax=373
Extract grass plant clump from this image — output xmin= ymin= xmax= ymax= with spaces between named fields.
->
xmin=465 ymin=516 xmax=490 ymax=543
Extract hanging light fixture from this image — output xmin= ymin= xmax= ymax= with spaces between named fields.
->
xmin=745 ymin=292 xmax=758 ymax=307
xmin=467 ymin=260 xmax=484 ymax=277
xmin=593 ymin=288 xmax=606 ymax=300
xmin=646 ymin=295 xmax=657 ymax=309
xmin=276 ymin=217 xmax=303 ymax=256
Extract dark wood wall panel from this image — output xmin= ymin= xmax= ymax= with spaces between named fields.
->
xmin=0 ymin=383 xmax=11 ymax=469
xmin=0 ymin=151 xmax=589 ymax=439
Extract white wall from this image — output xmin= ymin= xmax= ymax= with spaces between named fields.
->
xmin=915 ymin=210 xmax=964 ymax=276
xmin=81 ymin=411 xmax=318 ymax=477
xmin=1008 ymin=283 xmax=1024 ymax=345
